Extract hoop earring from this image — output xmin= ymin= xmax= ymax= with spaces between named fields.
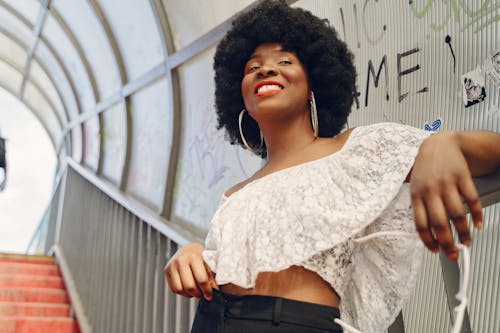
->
xmin=309 ymin=91 xmax=319 ymax=138
xmin=239 ymin=109 xmax=264 ymax=155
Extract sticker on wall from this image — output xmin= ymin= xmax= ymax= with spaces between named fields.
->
xmin=483 ymin=49 xmax=500 ymax=86
xmin=424 ymin=118 xmax=442 ymax=132
xmin=462 ymin=66 xmax=486 ymax=108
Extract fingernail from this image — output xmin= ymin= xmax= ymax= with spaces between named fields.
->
xmin=477 ymin=222 xmax=483 ymax=229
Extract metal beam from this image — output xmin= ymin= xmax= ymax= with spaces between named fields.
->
xmin=19 ymin=0 xmax=50 ymax=99
xmin=0 ymin=27 xmax=67 ymax=127
xmin=0 ymin=54 xmax=63 ymax=135
xmin=149 ymin=0 xmax=181 ymax=219
xmin=87 ymin=0 xmax=129 ymax=177
xmin=48 ymin=5 xmax=100 ymax=166
xmin=0 ymin=1 xmax=85 ymax=160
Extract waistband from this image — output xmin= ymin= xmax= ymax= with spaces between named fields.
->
xmin=198 ymin=289 xmax=342 ymax=331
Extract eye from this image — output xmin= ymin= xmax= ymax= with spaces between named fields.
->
xmin=278 ymin=60 xmax=292 ymax=65
xmin=247 ymin=65 xmax=260 ymax=73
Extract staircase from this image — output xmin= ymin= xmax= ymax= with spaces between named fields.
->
xmin=0 ymin=253 xmax=80 ymax=333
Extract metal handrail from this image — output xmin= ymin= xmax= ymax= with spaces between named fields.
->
xmin=66 ymin=158 xmax=203 ymax=246
xmin=50 ymin=244 xmax=92 ymax=333
xmin=43 ymin=159 xmax=201 ymax=332
xmin=389 ymin=168 xmax=500 ymax=333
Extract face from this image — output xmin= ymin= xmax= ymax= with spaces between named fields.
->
xmin=241 ymin=43 xmax=310 ymax=121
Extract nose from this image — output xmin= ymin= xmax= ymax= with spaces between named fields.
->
xmin=257 ymin=64 xmax=278 ymax=77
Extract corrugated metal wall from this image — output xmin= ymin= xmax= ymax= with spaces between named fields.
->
xmin=295 ymin=1 xmax=500 ymax=332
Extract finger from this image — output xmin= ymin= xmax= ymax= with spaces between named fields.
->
xmin=165 ymin=264 xmax=190 ymax=298
xmin=205 ymin=262 xmax=219 ymax=291
xmin=443 ymin=189 xmax=470 ymax=246
xmin=178 ymin=261 xmax=203 ymax=298
xmin=426 ymin=195 xmax=458 ymax=260
xmin=459 ymin=177 xmax=483 ymax=228
xmin=190 ymin=258 xmax=213 ymax=300
xmin=412 ymin=197 xmax=439 ymax=252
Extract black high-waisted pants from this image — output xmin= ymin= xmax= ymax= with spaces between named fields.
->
xmin=190 ymin=289 xmax=343 ymax=333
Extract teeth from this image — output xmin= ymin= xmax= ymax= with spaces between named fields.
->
xmin=257 ymin=84 xmax=282 ymax=93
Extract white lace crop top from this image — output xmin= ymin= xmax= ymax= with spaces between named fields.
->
xmin=203 ymin=123 xmax=431 ymax=332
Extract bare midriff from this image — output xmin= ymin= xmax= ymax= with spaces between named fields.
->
xmin=220 ymin=265 xmax=340 ymax=307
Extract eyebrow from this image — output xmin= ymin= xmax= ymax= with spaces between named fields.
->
xmin=247 ymin=48 xmax=289 ymax=61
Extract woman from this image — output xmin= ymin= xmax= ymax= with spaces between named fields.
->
xmin=165 ymin=1 xmax=500 ymax=332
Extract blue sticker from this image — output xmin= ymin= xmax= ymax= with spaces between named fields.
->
xmin=424 ymin=118 xmax=442 ymax=132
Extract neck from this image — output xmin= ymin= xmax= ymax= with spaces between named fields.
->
xmin=259 ymin=113 xmax=316 ymax=163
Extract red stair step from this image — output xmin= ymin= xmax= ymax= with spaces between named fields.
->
xmin=0 ymin=274 xmax=65 ymax=289
xmin=0 ymin=288 xmax=69 ymax=304
xmin=0 ymin=316 xmax=76 ymax=333
xmin=0 ymin=263 xmax=60 ymax=277
xmin=0 ymin=302 xmax=70 ymax=317
xmin=0 ymin=259 xmax=54 ymax=267
xmin=0 ymin=254 xmax=55 ymax=266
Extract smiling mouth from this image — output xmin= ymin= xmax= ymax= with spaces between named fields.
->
xmin=255 ymin=84 xmax=284 ymax=96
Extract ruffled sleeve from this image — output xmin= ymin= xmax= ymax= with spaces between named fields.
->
xmin=203 ymin=122 xmax=431 ymax=332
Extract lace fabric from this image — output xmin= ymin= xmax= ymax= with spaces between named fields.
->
xmin=203 ymin=122 xmax=431 ymax=332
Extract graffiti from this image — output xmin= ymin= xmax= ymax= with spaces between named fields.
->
xmin=444 ymin=35 xmax=456 ymax=72
xmin=365 ymin=55 xmax=389 ymax=107
xmin=175 ymin=102 xmax=227 ymax=226
xmin=397 ymin=48 xmax=428 ymax=102
xmin=339 ymin=0 xmax=388 ymax=48
xmin=362 ymin=0 xmax=387 ymax=45
xmin=184 ymin=102 xmax=230 ymax=190
xmin=354 ymin=47 xmax=429 ymax=109
xmin=410 ymin=0 xmax=500 ymax=34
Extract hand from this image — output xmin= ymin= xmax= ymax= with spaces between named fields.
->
xmin=164 ymin=242 xmax=218 ymax=300
xmin=410 ymin=131 xmax=483 ymax=260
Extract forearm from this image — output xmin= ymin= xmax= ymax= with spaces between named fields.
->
xmin=453 ymin=131 xmax=500 ymax=176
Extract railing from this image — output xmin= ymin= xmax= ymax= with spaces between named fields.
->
xmin=28 ymin=158 xmax=500 ymax=333
xmin=29 ymin=159 xmax=202 ymax=333
xmin=27 ymin=170 xmax=63 ymax=255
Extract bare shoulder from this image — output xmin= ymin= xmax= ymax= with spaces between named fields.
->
xmin=318 ymin=127 xmax=356 ymax=150
xmin=337 ymin=127 xmax=356 ymax=143
xmin=223 ymin=177 xmax=257 ymax=198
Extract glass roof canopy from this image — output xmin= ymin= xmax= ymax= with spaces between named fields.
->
xmin=0 ymin=0 xmax=262 ymax=217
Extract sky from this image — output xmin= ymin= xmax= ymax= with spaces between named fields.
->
xmin=0 ymin=87 xmax=56 ymax=254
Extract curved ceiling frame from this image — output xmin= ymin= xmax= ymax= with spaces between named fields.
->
xmin=48 ymin=4 xmax=100 ymax=168
xmin=0 ymin=55 xmax=62 ymax=139
xmin=0 ymin=3 xmax=67 ymax=133
xmin=0 ymin=28 xmax=65 ymax=131
xmin=0 ymin=0 xmax=87 ymax=161
xmin=86 ymin=0 xmax=130 ymax=188
xmin=19 ymin=0 xmax=49 ymax=100
xmin=0 ymin=0 xmax=302 ymax=220
xmin=12 ymin=0 xmax=69 ymax=160
xmin=149 ymin=0 xmax=181 ymax=219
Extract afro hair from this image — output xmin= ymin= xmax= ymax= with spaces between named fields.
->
xmin=214 ymin=0 xmax=356 ymax=157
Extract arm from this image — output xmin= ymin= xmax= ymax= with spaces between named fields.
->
xmin=410 ymin=130 xmax=500 ymax=260
xmin=455 ymin=131 xmax=500 ymax=176
xmin=164 ymin=242 xmax=218 ymax=301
